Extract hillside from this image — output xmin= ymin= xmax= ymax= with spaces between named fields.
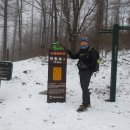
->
xmin=0 ymin=50 xmax=130 ymax=130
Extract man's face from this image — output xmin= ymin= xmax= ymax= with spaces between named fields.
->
xmin=80 ymin=41 xmax=89 ymax=46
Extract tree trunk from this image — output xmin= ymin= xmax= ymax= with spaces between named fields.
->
xmin=105 ymin=0 xmax=108 ymax=28
xmin=17 ymin=0 xmax=23 ymax=59
xmin=50 ymin=0 xmax=54 ymax=43
xmin=94 ymin=0 xmax=105 ymax=49
xmin=2 ymin=0 xmax=8 ymax=60
xmin=54 ymin=0 xmax=58 ymax=42
xmin=115 ymin=0 xmax=121 ymax=24
xmin=12 ymin=1 xmax=18 ymax=61
xmin=31 ymin=0 xmax=34 ymax=49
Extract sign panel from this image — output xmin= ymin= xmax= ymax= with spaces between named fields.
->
xmin=0 ymin=61 xmax=13 ymax=80
xmin=99 ymin=29 xmax=113 ymax=33
xmin=53 ymin=67 xmax=62 ymax=81
xmin=47 ymin=49 xmax=67 ymax=103
xmin=119 ymin=26 xmax=130 ymax=30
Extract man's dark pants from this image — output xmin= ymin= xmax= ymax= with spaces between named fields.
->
xmin=79 ymin=69 xmax=92 ymax=106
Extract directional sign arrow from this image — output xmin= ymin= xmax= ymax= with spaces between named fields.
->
xmin=119 ymin=26 xmax=130 ymax=30
xmin=99 ymin=29 xmax=113 ymax=33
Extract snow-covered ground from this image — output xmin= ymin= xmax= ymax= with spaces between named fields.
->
xmin=0 ymin=50 xmax=130 ymax=130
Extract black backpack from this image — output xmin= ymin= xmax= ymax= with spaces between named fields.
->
xmin=89 ymin=47 xmax=100 ymax=72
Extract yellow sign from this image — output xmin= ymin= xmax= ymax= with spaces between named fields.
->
xmin=53 ymin=67 xmax=62 ymax=81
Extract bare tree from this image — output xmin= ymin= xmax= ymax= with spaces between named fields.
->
xmin=36 ymin=0 xmax=47 ymax=51
xmin=1 ymin=0 xmax=129 ymax=61
xmin=17 ymin=0 xmax=23 ymax=59
xmin=2 ymin=0 xmax=8 ymax=60
xmin=31 ymin=0 xmax=34 ymax=48
xmin=105 ymin=0 xmax=108 ymax=28
xmin=115 ymin=0 xmax=121 ymax=24
xmin=12 ymin=0 xmax=18 ymax=61
xmin=61 ymin=0 xmax=97 ymax=53
xmin=94 ymin=0 xmax=105 ymax=47
xmin=53 ymin=0 xmax=58 ymax=42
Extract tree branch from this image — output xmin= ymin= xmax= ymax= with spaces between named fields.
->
xmin=35 ymin=0 xmax=42 ymax=7
xmin=23 ymin=0 xmax=42 ymax=10
xmin=78 ymin=1 xmax=97 ymax=33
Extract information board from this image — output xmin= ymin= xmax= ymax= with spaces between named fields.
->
xmin=0 ymin=61 xmax=13 ymax=80
xmin=53 ymin=67 xmax=62 ymax=81
xmin=47 ymin=49 xmax=67 ymax=103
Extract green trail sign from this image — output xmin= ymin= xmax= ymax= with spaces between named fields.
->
xmin=100 ymin=24 xmax=130 ymax=102
xmin=99 ymin=29 xmax=113 ymax=33
xmin=119 ymin=26 xmax=130 ymax=30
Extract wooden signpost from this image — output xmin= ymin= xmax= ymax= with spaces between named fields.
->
xmin=47 ymin=44 xmax=67 ymax=103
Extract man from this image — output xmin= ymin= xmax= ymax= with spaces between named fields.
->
xmin=67 ymin=37 xmax=97 ymax=112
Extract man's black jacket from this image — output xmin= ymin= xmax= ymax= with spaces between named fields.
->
xmin=67 ymin=46 xmax=97 ymax=72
